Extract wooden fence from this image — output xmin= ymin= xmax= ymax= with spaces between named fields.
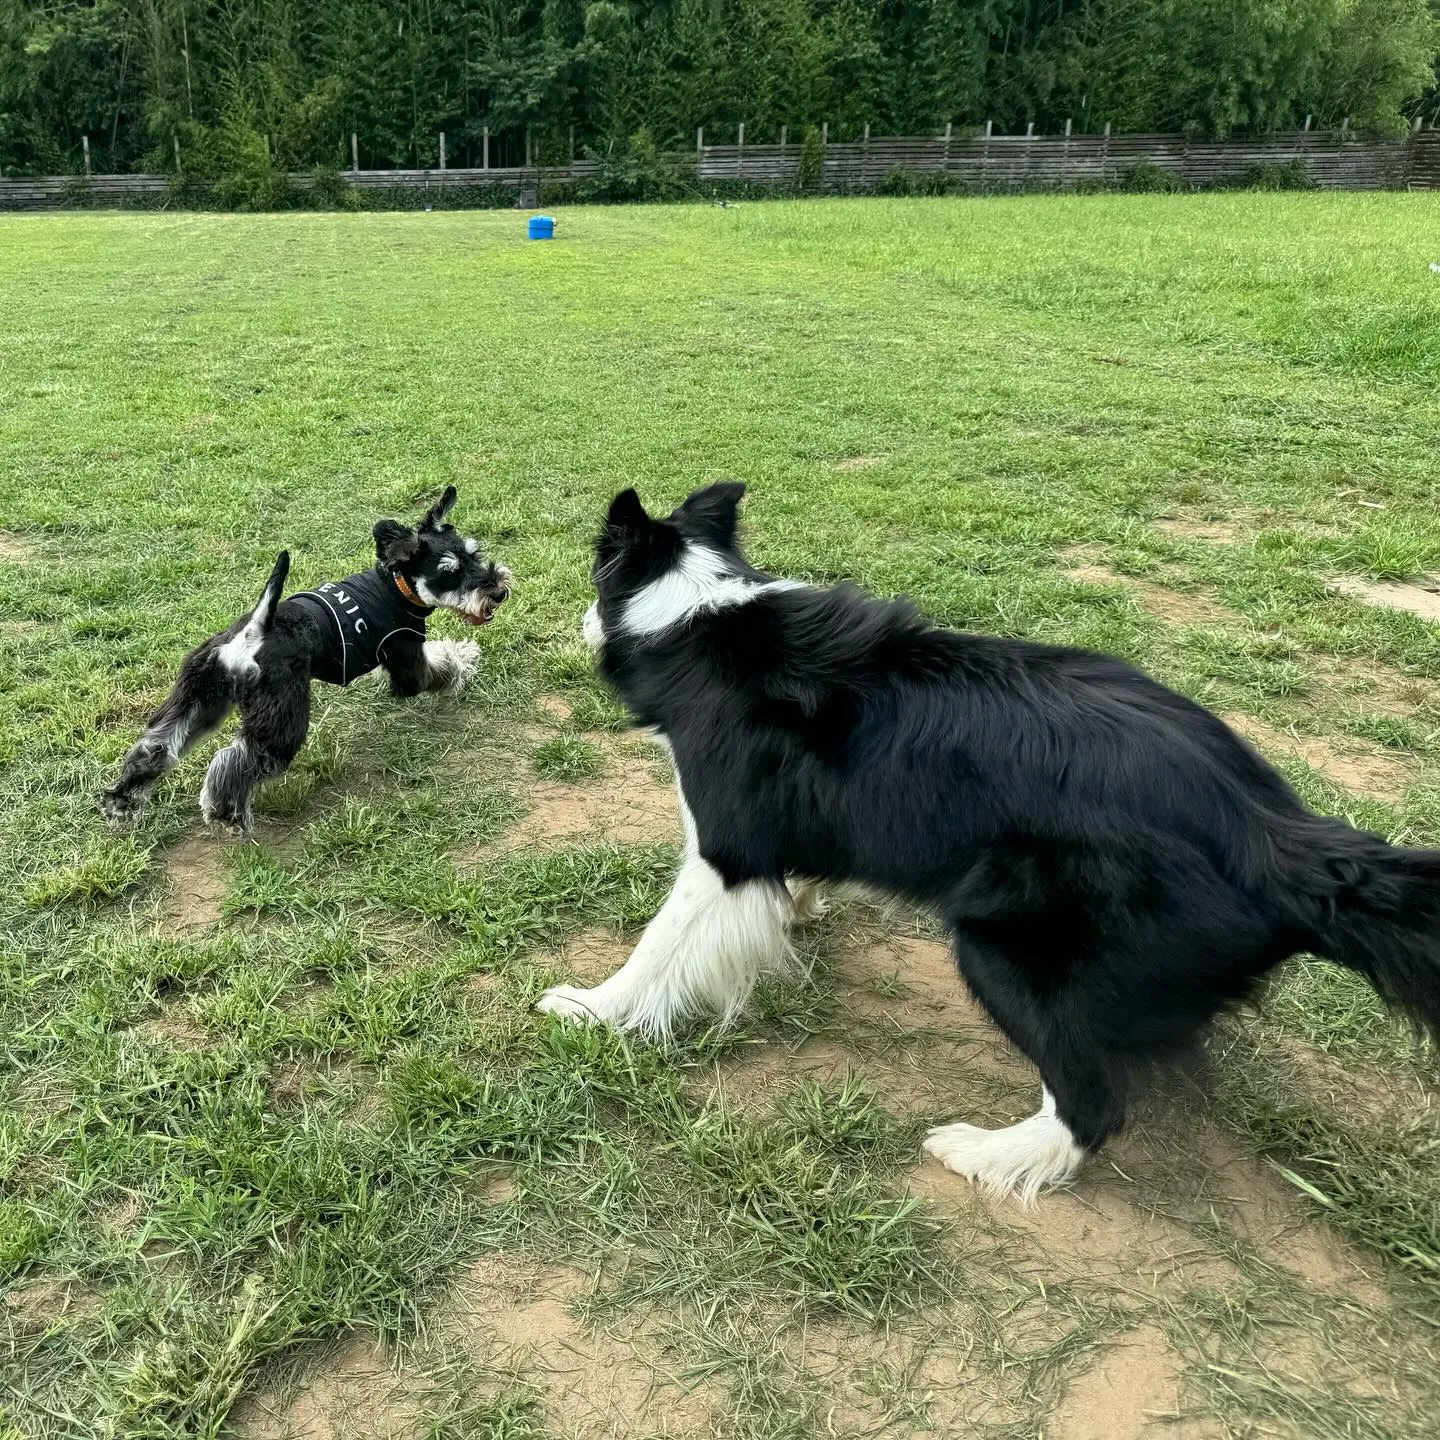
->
xmin=700 ymin=128 xmax=1435 ymax=192
xmin=3 ymin=129 xmax=1438 ymax=210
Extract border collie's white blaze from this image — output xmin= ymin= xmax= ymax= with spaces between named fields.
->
xmin=541 ymin=481 xmax=1440 ymax=1203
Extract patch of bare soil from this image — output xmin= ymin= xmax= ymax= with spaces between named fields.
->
xmin=1051 ymin=1327 xmax=1216 ymax=1440
xmin=1153 ymin=517 xmax=1240 ymax=544
xmin=1223 ymin=712 xmax=1410 ymax=801
xmin=0 ymin=532 xmax=36 ymax=562
xmin=161 ymin=833 xmax=229 ymax=930
xmin=544 ymin=927 xmax=633 ymax=989
xmin=442 ymin=1254 xmax=713 ymax=1438
xmin=536 ymin=692 xmax=574 ymax=722
xmin=134 ymin=1002 xmax=211 ymax=1050
xmin=835 ymin=454 xmax=885 ymax=470
xmin=231 ymin=1336 xmax=407 ymax=1440
xmin=1060 ymin=556 xmax=1238 ymax=626
xmin=488 ymin=751 xmax=679 ymax=856
xmin=1331 ymin=575 xmax=1440 ymax=624
xmin=2 ymin=1278 xmax=105 ymax=1334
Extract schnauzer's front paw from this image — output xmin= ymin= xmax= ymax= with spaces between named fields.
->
xmin=536 ymin=984 xmax=615 ymax=1027
xmin=99 ymin=790 xmax=142 ymax=827
xmin=426 ymin=638 xmax=481 ymax=694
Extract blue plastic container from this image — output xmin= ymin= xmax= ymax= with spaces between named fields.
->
xmin=528 ymin=215 xmax=556 ymax=241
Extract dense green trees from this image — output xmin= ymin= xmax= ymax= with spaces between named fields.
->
xmin=2 ymin=0 xmax=1436 ymax=177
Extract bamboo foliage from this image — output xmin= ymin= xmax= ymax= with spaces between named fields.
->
xmin=1 ymin=0 xmax=1436 ymax=177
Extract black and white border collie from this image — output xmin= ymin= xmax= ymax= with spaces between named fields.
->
xmin=539 ymin=482 xmax=1440 ymax=1202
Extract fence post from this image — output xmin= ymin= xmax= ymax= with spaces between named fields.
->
xmin=1102 ymin=120 xmax=1111 ymax=181
xmin=943 ymin=120 xmax=952 ymax=173
xmin=439 ymin=132 xmax=446 ymax=171
xmin=351 ymin=133 xmax=359 ymax=174
xmin=982 ymin=120 xmax=992 ymax=189
xmin=1024 ymin=121 xmax=1035 ymax=188
xmin=737 ymin=121 xmax=744 ymax=178
xmin=82 ymin=134 xmax=91 ymax=177
xmin=1414 ymin=115 xmax=1424 ymax=133
xmin=696 ymin=125 xmax=703 ymax=153
xmin=173 ymin=134 xmax=182 ymax=173
xmin=483 ymin=126 xmax=489 ymax=170
xmin=525 ymin=126 xmax=532 ymax=168
xmin=1341 ymin=117 xmax=1350 ymax=139
xmin=569 ymin=126 xmax=575 ymax=165
xmin=1062 ymin=117 xmax=1071 ymax=187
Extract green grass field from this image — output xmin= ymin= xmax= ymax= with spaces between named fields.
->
xmin=3 ymin=195 xmax=1440 ymax=1439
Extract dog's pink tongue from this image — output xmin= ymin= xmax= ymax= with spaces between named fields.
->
xmin=463 ymin=611 xmax=492 ymax=626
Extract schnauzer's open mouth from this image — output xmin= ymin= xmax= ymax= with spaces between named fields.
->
xmin=460 ymin=598 xmax=498 ymax=626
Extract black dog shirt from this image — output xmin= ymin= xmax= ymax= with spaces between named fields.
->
xmin=289 ymin=568 xmax=433 ymax=686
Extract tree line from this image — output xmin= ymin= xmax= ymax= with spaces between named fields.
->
xmin=2 ymin=0 xmax=1437 ymax=178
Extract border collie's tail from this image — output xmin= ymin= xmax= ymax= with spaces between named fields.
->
xmin=1309 ymin=840 xmax=1440 ymax=1041
xmin=254 ymin=550 xmax=290 ymax=631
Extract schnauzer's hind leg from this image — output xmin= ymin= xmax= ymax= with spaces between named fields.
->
xmin=200 ymin=680 xmax=310 ymax=835
xmin=101 ymin=662 xmax=233 ymax=825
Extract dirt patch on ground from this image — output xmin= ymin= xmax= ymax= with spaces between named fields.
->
xmin=1331 ymin=575 xmax=1440 ymax=624
xmin=161 ymin=833 xmax=230 ymax=930
xmin=443 ymin=1254 xmax=713 ymax=1438
xmin=134 ymin=1002 xmax=211 ymax=1050
xmin=1223 ymin=712 xmax=1411 ymax=801
xmin=1051 ymin=1327 xmax=1213 ymax=1440
xmin=543 ymin=927 xmax=633 ymax=989
xmin=231 ymin=1336 xmax=407 ymax=1440
xmin=488 ymin=750 xmax=680 ymax=856
xmin=2 ymin=1278 xmax=105 ymax=1333
xmin=1153 ymin=517 xmax=1240 ymax=544
xmin=835 ymin=454 xmax=885 ymax=470
xmin=536 ymin=692 xmax=574 ymax=722
xmin=1061 ymin=557 xmax=1238 ymax=626
xmin=0 ymin=532 xmax=37 ymax=562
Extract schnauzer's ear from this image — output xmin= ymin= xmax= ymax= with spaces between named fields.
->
xmin=373 ymin=519 xmax=419 ymax=569
xmin=677 ymin=481 xmax=746 ymax=548
xmin=421 ymin=485 xmax=458 ymax=532
xmin=605 ymin=488 xmax=652 ymax=539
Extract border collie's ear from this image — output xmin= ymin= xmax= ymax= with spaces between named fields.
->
xmin=374 ymin=519 xmax=419 ymax=569
xmin=605 ymin=488 xmax=651 ymax=537
xmin=421 ymin=485 xmax=458 ymax=532
xmin=678 ymin=481 xmax=746 ymax=548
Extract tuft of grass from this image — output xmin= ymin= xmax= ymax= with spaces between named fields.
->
xmin=531 ymin=736 xmax=605 ymax=783
xmin=22 ymin=835 xmax=152 ymax=909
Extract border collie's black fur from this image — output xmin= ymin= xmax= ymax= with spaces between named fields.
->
xmin=101 ymin=487 xmax=509 ymax=835
xmin=539 ymin=482 xmax=1440 ymax=1200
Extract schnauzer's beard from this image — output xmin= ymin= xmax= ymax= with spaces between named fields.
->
xmin=417 ymin=564 xmax=513 ymax=627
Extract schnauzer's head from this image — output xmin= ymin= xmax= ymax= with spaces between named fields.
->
xmin=583 ymin=481 xmax=749 ymax=649
xmin=373 ymin=487 xmax=511 ymax=625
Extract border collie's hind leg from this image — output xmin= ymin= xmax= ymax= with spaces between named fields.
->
xmin=101 ymin=656 xmax=233 ymax=824
xmin=200 ymin=676 xmax=310 ymax=836
xmin=922 ymin=928 xmax=1121 ymax=1203
xmin=537 ymin=785 xmax=797 ymax=1036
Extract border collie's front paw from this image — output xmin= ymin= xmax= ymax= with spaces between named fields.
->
xmin=536 ymin=984 xmax=614 ymax=1027
xmin=922 ymin=1114 xmax=1085 ymax=1205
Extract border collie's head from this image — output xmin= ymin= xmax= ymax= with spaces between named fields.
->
xmin=584 ymin=482 xmax=750 ymax=648
xmin=373 ymin=486 xmax=513 ymax=626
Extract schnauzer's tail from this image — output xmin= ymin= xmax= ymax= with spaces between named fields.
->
xmin=254 ymin=550 xmax=290 ymax=632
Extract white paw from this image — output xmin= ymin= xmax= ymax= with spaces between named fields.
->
xmin=536 ymin=984 xmax=616 ymax=1027
xmin=922 ymin=1112 xmax=1086 ymax=1206
xmin=785 ymin=876 xmax=827 ymax=924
